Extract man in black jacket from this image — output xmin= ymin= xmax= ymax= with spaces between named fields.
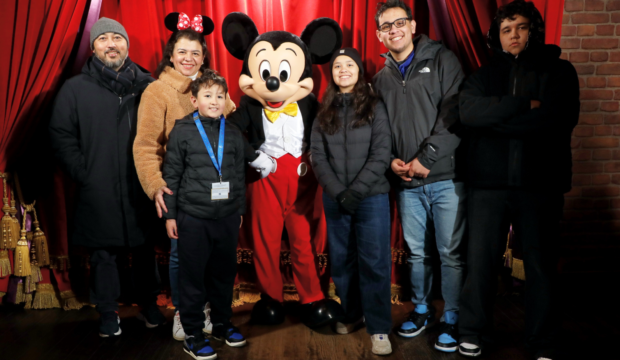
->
xmin=49 ymin=18 xmax=164 ymax=337
xmin=372 ymin=0 xmax=466 ymax=352
xmin=457 ymin=1 xmax=579 ymax=359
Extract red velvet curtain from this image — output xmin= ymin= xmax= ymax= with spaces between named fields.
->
xmin=445 ymin=0 xmax=566 ymax=74
xmin=0 ymin=0 xmax=88 ymax=298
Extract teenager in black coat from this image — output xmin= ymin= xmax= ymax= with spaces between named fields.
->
xmin=310 ymin=48 xmax=393 ymax=356
xmin=457 ymin=2 xmax=579 ymax=359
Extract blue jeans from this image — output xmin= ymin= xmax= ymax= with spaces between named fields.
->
xmin=170 ymin=238 xmax=179 ymax=308
xmin=323 ymin=192 xmax=392 ymax=334
xmin=397 ymin=180 xmax=466 ymax=314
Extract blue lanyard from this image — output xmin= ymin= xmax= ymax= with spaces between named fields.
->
xmin=193 ymin=111 xmax=225 ymax=181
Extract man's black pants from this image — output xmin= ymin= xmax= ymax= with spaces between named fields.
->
xmin=177 ymin=210 xmax=240 ymax=335
xmin=88 ymin=244 xmax=161 ymax=313
xmin=459 ymin=188 xmax=563 ymax=354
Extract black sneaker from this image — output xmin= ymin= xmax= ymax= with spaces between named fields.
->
xmin=184 ymin=333 xmax=217 ymax=360
xmin=459 ymin=341 xmax=482 ymax=357
xmin=99 ymin=311 xmax=121 ymax=338
xmin=136 ymin=302 xmax=166 ymax=328
xmin=211 ymin=323 xmax=247 ymax=347
xmin=397 ymin=306 xmax=435 ymax=338
xmin=435 ymin=322 xmax=458 ymax=352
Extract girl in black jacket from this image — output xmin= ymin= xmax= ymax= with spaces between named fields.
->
xmin=310 ymin=48 xmax=392 ymax=355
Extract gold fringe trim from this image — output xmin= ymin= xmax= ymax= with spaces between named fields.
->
xmin=236 ymin=249 xmax=253 ymax=264
xmin=317 ymin=253 xmax=328 ymax=269
xmin=15 ymin=283 xmax=25 ymax=303
xmin=328 ymin=282 xmax=341 ymax=304
xmin=391 ymin=284 xmax=403 ymax=305
xmin=23 ymin=293 xmax=33 ymax=309
xmin=391 ymin=248 xmax=407 ymax=265
xmin=49 ymin=255 xmax=71 ymax=270
xmin=280 ymin=250 xmax=291 ymax=266
xmin=511 ymin=258 xmax=526 ymax=281
xmin=33 ymin=283 xmax=61 ymax=309
xmin=60 ymin=290 xmax=84 ymax=310
xmin=231 ymin=282 xmax=261 ymax=307
xmin=24 ymin=265 xmax=41 ymax=293
xmin=0 ymin=249 xmax=11 ymax=277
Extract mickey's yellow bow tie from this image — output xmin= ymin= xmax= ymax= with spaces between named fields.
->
xmin=264 ymin=103 xmax=298 ymax=123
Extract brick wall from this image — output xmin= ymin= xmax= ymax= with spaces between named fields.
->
xmin=560 ymin=0 xmax=620 ymax=272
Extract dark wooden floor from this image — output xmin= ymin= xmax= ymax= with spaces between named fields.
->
xmin=1 ymin=291 xmax=614 ymax=360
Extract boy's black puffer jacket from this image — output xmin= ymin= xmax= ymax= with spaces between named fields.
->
xmin=163 ymin=113 xmax=245 ymax=219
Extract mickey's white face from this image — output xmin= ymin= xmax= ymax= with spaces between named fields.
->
xmin=239 ymin=41 xmax=313 ymax=111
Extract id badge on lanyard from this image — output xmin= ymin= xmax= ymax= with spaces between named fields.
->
xmin=193 ymin=112 xmax=229 ymax=200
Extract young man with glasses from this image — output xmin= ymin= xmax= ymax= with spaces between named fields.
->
xmin=372 ymin=0 xmax=466 ymax=353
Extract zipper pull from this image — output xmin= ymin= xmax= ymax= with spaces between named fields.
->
xmin=119 ymin=96 xmax=122 ymax=105
xmin=402 ymin=80 xmax=406 ymax=94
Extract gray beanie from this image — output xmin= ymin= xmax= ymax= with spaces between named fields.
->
xmin=90 ymin=17 xmax=129 ymax=49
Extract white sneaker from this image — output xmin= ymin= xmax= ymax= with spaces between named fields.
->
xmin=333 ymin=317 xmax=364 ymax=334
xmin=202 ymin=302 xmax=213 ymax=335
xmin=370 ymin=334 xmax=392 ymax=355
xmin=459 ymin=342 xmax=482 ymax=357
xmin=172 ymin=310 xmax=185 ymax=341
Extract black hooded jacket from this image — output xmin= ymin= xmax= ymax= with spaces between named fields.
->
xmin=459 ymin=42 xmax=580 ymax=193
xmin=50 ymin=56 xmax=154 ymax=247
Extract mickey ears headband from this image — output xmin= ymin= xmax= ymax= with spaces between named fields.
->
xmin=164 ymin=12 xmax=214 ymax=35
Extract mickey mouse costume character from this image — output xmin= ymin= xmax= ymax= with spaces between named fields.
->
xmin=222 ymin=12 xmax=344 ymax=327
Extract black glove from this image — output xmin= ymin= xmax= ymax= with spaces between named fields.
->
xmin=336 ymin=189 xmax=363 ymax=215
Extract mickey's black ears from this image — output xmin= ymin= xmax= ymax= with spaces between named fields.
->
xmin=300 ymin=18 xmax=343 ymax=65
xmin=164 ymin=12 xmax=215 ymax=36
xmin=222 ymin=12 xmax=259 ymax=60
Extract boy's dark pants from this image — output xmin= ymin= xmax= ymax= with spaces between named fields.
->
xmin=459 ymin=188 xmax=563 ymax=354
xmin=177 ymin=209 xmax=240 ymax=335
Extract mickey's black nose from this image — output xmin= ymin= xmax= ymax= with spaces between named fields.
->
xmin=266 ymin=76 xmax=280 ymax=92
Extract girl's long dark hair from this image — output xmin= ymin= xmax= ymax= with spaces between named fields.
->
xmin=155 ymin=29 xmax=211 ymax=77
xmin=318 ymin=78 xmax=378 ymax=135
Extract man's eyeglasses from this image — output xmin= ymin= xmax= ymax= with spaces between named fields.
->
xmin=378 ymin=18 xmax=411 ymax=33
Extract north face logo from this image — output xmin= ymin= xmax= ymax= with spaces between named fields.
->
xmin=419 ymin=67 xmax=430 ymax=73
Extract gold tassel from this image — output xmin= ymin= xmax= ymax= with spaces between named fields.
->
xmin=32 ymin=283 xmax=61 ymax=309
xmin=0 ymin=291 xmax=5 ymax=298
xmin=23 ymin=293 xmax=33 ymax=309
xmin=391 ymin=284 xmax=403 ymax=305
xmin=0 ymin=249 xmax=11 ymax=277
xmin=15 ymin=282 xmax=25 ymax=303
xmin=511 ymin=258 xmax=526 ymax=281
xmin=9 ymin=191 xmax=20 ymax=249
xmin=13 ymin=212 xmax=31 ymax=277
xmin=60 ymin=290 xmax=84 ymax=310
xmin=328 ymin=282 xmax=341 ymax=304
xmin=32 ymin=209 xmax=50 ymax=266
xmin=1 ymin=176 xmax=15 ymax=250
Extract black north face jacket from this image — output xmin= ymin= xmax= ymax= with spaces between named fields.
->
xmin=373 ymin=34 xmax=465 ymax=188
xmin=459 ymin=43 xmax=580 ymax=193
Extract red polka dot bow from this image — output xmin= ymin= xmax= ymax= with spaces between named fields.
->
xmin=177 ymin=13 xmax=203 ymax=33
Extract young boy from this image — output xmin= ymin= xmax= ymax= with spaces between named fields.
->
xmin=163 ymin=70 xmax=247 ymax=360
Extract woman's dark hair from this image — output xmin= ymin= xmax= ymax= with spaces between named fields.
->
xmin=375 ymin=0 xmax=413 ymax=28
xmin=155 ymin=29 xmax=211 ymax=77
xmin=318 ymin=76 xmax=378 ymax=136
xmin=487 ymin=0 xmax=545 ymax=49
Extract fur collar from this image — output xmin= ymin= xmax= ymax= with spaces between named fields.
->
xmin=158 ymin=66 xmax=201 ymax=93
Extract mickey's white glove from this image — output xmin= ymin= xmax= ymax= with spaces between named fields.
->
xmin=249 ymin=150 xmax=277 ymax=179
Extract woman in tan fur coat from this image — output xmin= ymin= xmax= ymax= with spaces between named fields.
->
xmin=133 ymin=25 xmax=234 ymax=341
